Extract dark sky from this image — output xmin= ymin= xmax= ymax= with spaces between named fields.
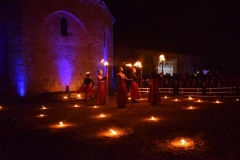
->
xmin=104 ymin=0 xmax=240 ymax=56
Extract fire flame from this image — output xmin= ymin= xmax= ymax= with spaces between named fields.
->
xmin=134 ymin=61 xmax=142 ymax=68
xmin=100 ymin=114 xmax=105 ymax=117
xmin=109 ymin=129 xmax=117 ymax=134
xmin=125 ymin=63 xmax=133 ymax=67
xmin=59 ymin=122 xmax=64 ymax=126
xmin=151 ymin=116 xmax=156 ymax=120
xmin=180 ymin=139 xmax=186 ymax=145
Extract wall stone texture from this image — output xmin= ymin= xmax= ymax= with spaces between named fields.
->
xmin=0 ymin=0 xmax=114 ymax=98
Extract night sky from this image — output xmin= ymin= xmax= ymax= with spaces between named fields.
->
xmin=104 ymin=0 xmax=240 ymax=56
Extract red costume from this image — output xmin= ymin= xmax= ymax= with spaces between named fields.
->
xmin=77 ymin=77 xmax=94 ymax=99
xmin=96 ymin=76 xmax=107 ymax=105
xmin=148 ymin=68 xmax=161 ymax=105
xmin=130 ymin=72 xmax=141 ymax=100
xmin=117 ymin=72 xmax=128 ymax=108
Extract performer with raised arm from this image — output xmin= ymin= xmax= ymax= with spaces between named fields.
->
xmin=117 ymin=67 xmax=131 ymax=108
xmin=96 ymin=70 xmax=108 ymax=105
xmin=148 ymin=65 xmax=161 ymax=106
xmin=130 ymin=67 xmax=142 ymax=103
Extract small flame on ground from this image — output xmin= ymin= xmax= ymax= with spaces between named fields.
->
xmin=189 ymin=97 xmax=192 ymax=100
xmin=100 ymin=114 xmax=105 ymax=117
xmin=198 ymin=99 xmax=201 ymax=102
xmin=59 ymin=122 xmax=64 ymax=126
xmin=151 ymin=116 xmax=156 ymax=120
xmin=164 ymin=96 xmax=167 ymax=99
xmin=189 ymin=106 xmax=193 ymax=109
xmin=77 ymin=94 xmax=81 ymax=98
xmin=216 ymin=100 xmax=219 ymax=103
xmin=0 ymin=106 xmax=2 ymax=109
xmin=94 ymin=106 xmax=97 ymax=108
xmin=109 ymin=129 xmax=117 ymax=134
xmin=237 ymin=99 xmax=239 ymax=101
xmin=63 ymin=96 xmax=68 ymax=99
xmin=40 ymin=114 xmax=44 ymax=117
xmin=74 ymin=104 xmax=79 ymax=107
xmin=175 ymin=99 xmax=178 ymax=101
xmin=181 ymin=139 xmax=186 ymax=145
xmin=42 ymin=105 xmax=46 ymax=109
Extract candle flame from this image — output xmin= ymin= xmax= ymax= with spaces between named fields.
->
xmin=59 ymin=122 xmax=64 ymax=126
xmin=189 ymin=106 xmax=193 ymax=109
xmin=74 ymin=104 xmax=79 ymax=107
xmin=180 ymin=139 xmax=186 ymax=145
xmin=198 ymin=99 xmax=201 ymax=102
xmin=216 ymin=100 xmax=219 ymax=103
xmin=77 ymin=94 xmax=81 ymax=98
xmin=100 ymin=114 xmax=105 ymax=117
xmin=0 ymin=106 xmax=2 ymax=109
xmin=63 ymin=96 xmax=68 ymax=99
xmin=40 ymin=114 xmax=44 ymax=117
xmin=164 ymin=96 xmax=167 ymax=99
xmin=189 ymin=96 xmax=192 ymax=100
xmin=151 ymin=116 xmax=155 ymax=120
xmin=42 ymin=105 xmax=46 ymax=109
xmin=94 ymin=106 xmax=97 ymax=108
xmin=109 ymin=129 xmax=117 ymax=134
xmin=175 ymin=99 xmax=178 ymax=101
xmin=237 ymin=99 xmax=239 ymax=101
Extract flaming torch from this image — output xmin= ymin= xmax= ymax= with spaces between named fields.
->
xmin=101 ymin=59 xmax=109 ymax=103
xmin=159 ymin=55 xmax=165 ymax=93
xmin=134 ymin=61 xmax=142 ymax=93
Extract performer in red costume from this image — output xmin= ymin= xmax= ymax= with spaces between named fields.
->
xmin=130 ymin=67 xmax=142 ymax=103
xmin=77 ymin=72 xmax=95 ymax=100
xmin=117 ymin=67 xmax=131 ymax=108
xmin=148 ymin=65 xmax=161 ymax=105
xmin=96 ymin=70 xmax=108 ymax=105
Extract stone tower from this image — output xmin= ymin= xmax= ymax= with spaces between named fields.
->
xmin=0 ymin=0 xmax=115 ymax=98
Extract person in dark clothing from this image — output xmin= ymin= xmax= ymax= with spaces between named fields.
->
xmin=77 ymin=72 xmax=95 ymax=99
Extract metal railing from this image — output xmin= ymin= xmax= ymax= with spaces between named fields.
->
xmin=139 ymin=87 xmax=236 ymax=95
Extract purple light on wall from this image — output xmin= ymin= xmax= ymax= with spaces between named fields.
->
xmin=14 ymin=59 xmax=27 ymax=97
xmin=57 ymin=58 xmax=72 ymax=86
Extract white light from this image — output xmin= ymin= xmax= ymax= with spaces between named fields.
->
xmin=104 ymin=62 xmax=108 ymax=66
xmin=77 ymin=94 xmax=81 ymax=98
xmin=180 ymin=139 xmax=186 ymax=145
xmin=109 ymin=129 xmax=117 ymax=134
xmin=159 ymin=55 xmax=165 ymax=62
xmin=59 ymin=122 xmax=64 ymax=126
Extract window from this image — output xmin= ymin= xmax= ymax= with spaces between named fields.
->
xmin=61 ymin=17 xmax=68 ymax=36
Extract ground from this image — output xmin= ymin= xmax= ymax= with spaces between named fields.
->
xmin=0 ymin=94 xmax=240 ymax=160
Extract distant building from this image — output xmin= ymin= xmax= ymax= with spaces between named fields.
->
xmin=0 ymin=0 xmax=114 ymax=98
xmin=113 ymin=46 xmax=201 ymax=77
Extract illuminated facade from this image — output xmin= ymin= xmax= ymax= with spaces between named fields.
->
xmin=0 ymin=0 xmax=114 ymax=97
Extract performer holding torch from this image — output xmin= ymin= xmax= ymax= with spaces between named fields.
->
xmin=130 ymin=67 xmax=142 ymax=103
xmin=148 ymin=65 xmax=161 ymax=106
xmin=117 ymin=67 xmax=131 ymax=108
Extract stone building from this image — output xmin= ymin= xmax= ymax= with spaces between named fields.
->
xmin=0 ymin=0 xmax=114 ymax=98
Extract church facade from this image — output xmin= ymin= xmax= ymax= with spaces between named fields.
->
xmin=0 ymin=0 xmax=114 ymax=98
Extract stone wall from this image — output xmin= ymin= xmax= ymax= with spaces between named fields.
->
xmin=0 ymin=0 xmax=114 ymax=97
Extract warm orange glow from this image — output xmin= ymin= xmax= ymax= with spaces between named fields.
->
xmin=100 ymin=114 xmax=106 ymax=118
xmin=93 ymin=106 xmax=98 ymax=108
xmin=175 ymin=99 xmax=178 ymax=101
xmin=189 ymin=106 xmax=193 ymax=109
xmin=189 ymin=96 xmax=192 ymax=100
xmin=101 ymin=59 xmax=104 ymax=64
xmin=59 ymin=122 xmax=64 ymax=126
xmin=104 ymin=62 xmax=108 ymax=66
xmin=151 ymin=116 xmax=156 ymax=120
xmin=159 ymin=55 xmax=165 ymax=62
xmin=63 ymin=96 xmax=68 ymax=99
xmin=164 ymin=96 xmax=167 ymax=99
xmin=134 ymin=61 xmax=142 ymax=68
xmin=237 ymin=99 xmax=239 ymax=101
xmin=77 ymin=94 xmax=81 ymax=98
xmin=0 ymin=106 xmax=2 ymax=109
xmin=109 ymin=129 xmax=117 ymax=135
xmin=74 ymin=104 xmax=79 ymax=107
xmin=125 ymin=63 xmax=133 ymax=67
xmin=41 ymin=105 xmax=46 ymax=109
xmin=180 ymin=139 xmax=186 ymax=145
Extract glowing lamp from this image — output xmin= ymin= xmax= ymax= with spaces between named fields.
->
xmin=175 ymin=99 xmax=178 ymax=101
xmin=63 ymin=96 xmax=68 ymax=99
xmin=40 ymin=114 xmax=44 ymax=117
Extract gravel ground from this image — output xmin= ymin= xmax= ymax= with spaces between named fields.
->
xmin=0 ymin=94 xmax=240 ymax=160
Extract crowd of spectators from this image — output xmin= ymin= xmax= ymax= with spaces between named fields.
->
xmin=141 ymin=70 xmax=240 ymax=94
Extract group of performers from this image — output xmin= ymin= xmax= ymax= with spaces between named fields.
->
xmin=77 ymin=64 xmax=161 ymax=108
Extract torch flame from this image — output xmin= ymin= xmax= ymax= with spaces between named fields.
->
xmin=104 ymin=62 xmax=108 ymax=66
xmin=125 ymin=63 xmax=133 ymax=67
xmin=159 ymin=55 xmax=166 ymax=62
xmin=134 ymin=61 xmax=142 ymax=68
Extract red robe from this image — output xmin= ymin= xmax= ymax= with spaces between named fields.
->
xmin=77 ymin=78 xmax=94 ymax=98
xmin=148 ymin=70 xmax=161 ymax=104
xmin=117 ymin=73 xmax=128 ymax=107
xmin=96 ymin=76 xmax=106 ymax=105
xmin=130 ymin=73 xmax=140 ymax=99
